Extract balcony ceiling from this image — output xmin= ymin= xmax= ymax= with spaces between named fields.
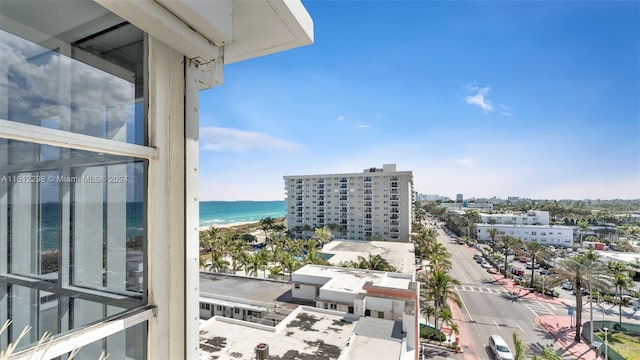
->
xmin=96 ymin=0 xmax=314 ymax=64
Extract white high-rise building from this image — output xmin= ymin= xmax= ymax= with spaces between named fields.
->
xmin=284 ymin=164 xmax=414 ymax=242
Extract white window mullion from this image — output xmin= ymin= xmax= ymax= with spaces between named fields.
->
xmin=0 ymin=119 xmax=158 ymax=161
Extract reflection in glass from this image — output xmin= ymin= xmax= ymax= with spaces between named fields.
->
xmin=0 ymin=5 xmax=145 ymax=144
xmin=0 ymin=139 xmax=146 ymax=347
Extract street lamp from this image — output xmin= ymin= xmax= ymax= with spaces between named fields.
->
xmin=603 ymin=327 xmax=608 ymax=360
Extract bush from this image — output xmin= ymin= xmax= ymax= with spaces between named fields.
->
xmin=420 ymin=325 xmax=446 ymax=341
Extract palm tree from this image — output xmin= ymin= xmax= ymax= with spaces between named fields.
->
xmin=349 ymin=254 xmax=396 ymax=272
xmin=499 ymin=236 xmax=522 ymax=275
xmin=427 ymin=243 xmax=452 ymax=273
xmin=208 ymin=251 xmax=229 ymax=273
xmin=248 ymin=251 xmax=265 ymax=277
xmin=424 ymin=270 xmax=461 ymax=327
xmin=304 ymin=247 xmax=330 ymax=265
xmin=462 ymin=210 xmax=481 ymax=239
xmin=228 ymin=239 xmax=249 ymax=272
xmin=259 ymin=217 xmax=276 ymax=240
xmin=281 ymin=252 xmax=302 ymax=280
xmin=611 ymin=272 xmax=634 ymax=325
xmin=487 ymin=227 xmax=500 ymax=251
xmin=523 ymin=242 xmax=549 ymax=288
xmin=607 ymin=261 xmax=635 ymax=326
xmin=512 ymin=331 xmax=528 ymax=360
xmin=577 ymin=219 xmax=590 ymax=246
xmin=550 ymin=253 xmax=607 ymax=342
xmin=314 ymin=227 xmax=333 ymax=248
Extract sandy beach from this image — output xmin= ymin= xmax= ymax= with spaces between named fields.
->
xmin=199 ymin=221 xmax=257 ymax=231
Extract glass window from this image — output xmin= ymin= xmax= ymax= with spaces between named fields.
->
xmin=75 ymin=321 xmax=147 ymax=359
xmin=0 ymin=1 xmax=146 ymax=145
xmin=1 ymin=141 xmax=147 ymax=344
xmin=0 ymin=0 xmax=148 ymax=351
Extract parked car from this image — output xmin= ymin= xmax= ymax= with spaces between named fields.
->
xmin=488 ymin=334 xmax=514 ymax=360
xmin=539 ymin=269 xmax=553 ymax=275
xmin=519 ymin=257 xmax=528 ymax=263
xmin=511 ymin=268 xmax=525 ymax=276
xmin=561 ymin=281 xmax=573 ymax=290
xmin=525 ymin=262 xmax=540 ymax=269
xmin=487 ymin=267 xmax=498 ymax=274
xmin=481 ymin=262 xmax=491 ymax=269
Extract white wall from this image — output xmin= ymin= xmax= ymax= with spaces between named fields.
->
xmin=477 ymin=224 xmax=573 ymax=247
xmin=292 ymin=284 xmax=317 ymax=300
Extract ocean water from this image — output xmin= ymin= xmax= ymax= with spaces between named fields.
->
xmin=199 ymin=200 xmax=286 ymax=227
xmin=38 ymin=201 xmax=283 ymax=250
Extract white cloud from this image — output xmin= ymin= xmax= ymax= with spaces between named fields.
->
xmin=499 ymin=104 xmax=512 ymax=116
xmin=355 ymin=123 xmax=370 ymax=128
xmin=455 ymin=158 xmax=474 ymax=167
xmin=336 ymin=115 xmax=346 ymax=121
xmin=200 ymin=127 xmax=302 ymax=153
xmin=465 ymin=86 xmax=494 ymax=113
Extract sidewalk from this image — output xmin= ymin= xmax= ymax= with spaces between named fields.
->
xmin=447 ymin=298 xmax=477 ymax=360
xmin=491 ymin=274 xmax=569 ymax=306
xmin=537 ymin=315 xmax=599 ymax=359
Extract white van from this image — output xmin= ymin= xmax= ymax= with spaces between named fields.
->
xmin=488 ymin=335 xmax=514 ymax=360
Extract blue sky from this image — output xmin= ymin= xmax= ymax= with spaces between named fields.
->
xmin=198 ymin=1 xmax=639 ymax=201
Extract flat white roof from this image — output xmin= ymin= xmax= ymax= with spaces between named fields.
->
xmin=322 ymin=240 xmax=416 ymax=276
xmin=199 ymin=307 xmax=357 ymax=360
xmin=294 ymin=265 xmax=413 ymax=293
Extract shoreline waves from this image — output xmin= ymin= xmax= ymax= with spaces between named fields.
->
xmin=199 ymin=200 xmax=286 ymax=229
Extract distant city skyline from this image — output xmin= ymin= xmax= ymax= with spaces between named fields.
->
xmin=198 ymin=1 xmax=640 ymax=201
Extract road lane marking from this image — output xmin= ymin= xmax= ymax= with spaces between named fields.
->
xmin=456 ymin=288 xmax=474 ymax=322
xmin=493 ymin=320 xmax=500 ymax=330
xmin=516 ymin=322 xmax=525 ymax=333
xmin=548 ymin=304 xmax=556 ymax=310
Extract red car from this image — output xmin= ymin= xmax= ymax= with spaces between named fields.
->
xmin=519 ymin=257 xmax=528 ymax=263
xmin=511 ymin=268 xmax=525 ymax=276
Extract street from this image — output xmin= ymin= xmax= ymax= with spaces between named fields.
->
xmin=432 ymin=224 xmax=572 ymax=359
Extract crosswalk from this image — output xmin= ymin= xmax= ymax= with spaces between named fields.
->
xmin=520 ymin=298 xmax=555 ymax=316
xmin=456 ymin=285 xmax=558 ymax=316
xmin=456 ymin=285 xmax=505 ymax=295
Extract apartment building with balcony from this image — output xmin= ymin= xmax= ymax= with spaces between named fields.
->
xmin=284 ymin=164 xmax=414 ymax=242
xmin=0 ymin=1 xmax=312 ymax=358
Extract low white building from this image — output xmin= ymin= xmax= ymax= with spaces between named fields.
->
xmin=291 ymin=264 xmax=420 ymax=360
xmin=477 ymin=224 xmax=573 ymax=247
xmin=480 ymin=210 xmax=550 ymax=226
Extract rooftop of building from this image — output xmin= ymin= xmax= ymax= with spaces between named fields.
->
xmin=199 ymin=306 xmax=357 ymax=360
xmin=476 ymin=223 xmax=572 ymax=229
xmin=283 ymin=163 xmax=413 ymax=179
xmin=322 ymin=240 xmax=416 ymax=276
xmin=294 ymin=264 xmax=413 ymax=293
xmin=199 ymin=271 xmax=304 ymax=310
xmin=346 ymin=317 xmax=403 ymax=360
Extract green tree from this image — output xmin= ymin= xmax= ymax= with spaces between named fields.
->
xmin=512 ymin=331 xmax=528 ymax=360
xmin=577 ymin=219 xmax=590 ymax=245
xmin=499 ymin=236 xmax=522 ymax=275
xmin=607 ymin=261 xmax=636 ymax=326
xmin=314 ymin=227 xmax=333 ymax=247
xmin=423 ymin=270 xmax=461 ymax=328
xmin=487 ymin=227 xmax=500 ymax=251
xmin=523 ymin=242 xmax=550 ymax=288
xmin=549 ymin=253 xmax=607 ymax=342
xmin=462 ymin=210 xmax=481 ymax=239
xmin=259 ymin=217 xmax=276 ymax=241
xmin=345 ymin=254 xmax=396 ymax=272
